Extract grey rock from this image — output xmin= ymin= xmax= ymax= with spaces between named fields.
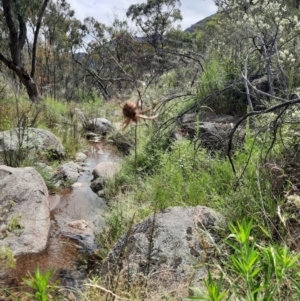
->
xmin=102 ymin=206 xmax=225 ymax=291
xmin=90 ymin=178 xmax=104 ymax=193
xmin=71 ymin=182 xmax=82 ymax=188
xmin=75 ymin=152 xmax=87 ymax=162
xmin=97 ymin=190 xmax=105 ymax=197
xmin=84 ymin=118 xmax=112 ymax=136
xmin=92 ymin=162 xmax=121 ymax=181
xmin=180 ymin=113 xmax=243 ymax=151
xmin=86 ymin=132 xmax=97 ymax=139
xmin=0 ymin=128 xmax=65 ymax=159
xmin=0 ymin=165 xmax=50 ymax=255
xmin=61 ymin=220 xmax=97 ymax=252
xmin=56 ymin=161 xmax=83 ymax=183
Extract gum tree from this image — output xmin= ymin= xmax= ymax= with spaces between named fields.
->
xmin=126 ymin=0 xmax=182 ymax=52
xmin=0 ymin=0 xmax=49 ymax=102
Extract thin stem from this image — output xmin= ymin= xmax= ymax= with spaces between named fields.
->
xmin=135 ymin=121 xmax=137 ymax=184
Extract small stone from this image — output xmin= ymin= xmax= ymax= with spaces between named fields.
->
xmin=71 ymin=182 xmax=82 ymax=188
xmin=97 ymin=190 xmax=105 ymax=197
xmin=75 ymin=152 xmax=87 ymax=162
xmin=90 ymin=178 xmax=104 ymax=193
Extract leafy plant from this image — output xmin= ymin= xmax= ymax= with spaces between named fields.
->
xmin=22 ymin=266 xmax=57 ymax=301
xmin=187 ymin=219 xmax=300 ymax=301
xmin=187 ymin=272 xmax=228 ymax=301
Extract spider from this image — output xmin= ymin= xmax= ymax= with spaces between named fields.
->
xmin=120 ymin=98 xmax=158 ymax=130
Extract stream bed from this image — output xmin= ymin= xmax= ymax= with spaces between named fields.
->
xmin=0 ymin=141 xmax=121 ymax=290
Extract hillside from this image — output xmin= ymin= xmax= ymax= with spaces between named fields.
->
xmin=184 ymin=13 xmax=218 ymax=33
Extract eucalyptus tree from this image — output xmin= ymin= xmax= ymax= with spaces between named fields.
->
xmin=38 ymin=0 xmax=86 ymax=99
xmin=126 ymin=0 xmax=182 ymax=51
xmin=0 ymin=0 xmax=50 ymax=102
xmin=125 ymin=0 xmax=187 ymax=94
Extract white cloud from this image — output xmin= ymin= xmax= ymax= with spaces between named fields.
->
xmin=68 ymin=0 xmax=218 ymax=30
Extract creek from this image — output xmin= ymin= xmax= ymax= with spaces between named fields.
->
xmin=0 ymin=141 xmax=121 ymax=289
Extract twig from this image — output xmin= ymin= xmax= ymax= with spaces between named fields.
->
xmin=85 ymin=284 xmax=129 ymax=300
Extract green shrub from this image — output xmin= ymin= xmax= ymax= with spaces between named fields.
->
xmin=187 ymin=219 xmax=300 ymax=301
xmin=22 ymin=266 xmax=58 ymax=301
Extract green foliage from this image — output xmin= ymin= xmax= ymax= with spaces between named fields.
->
xmin=0 ymin=110 xmax=11 ymax=131
xmin=126 ymin=0 xmax=182 ymax=45
xmin=42 ymin=98 xmax=70 ymax=129
xmin=7 ymin=213 xmax=23 ymax=235
xmin=187 ymin=219 xmax=300 ymax=301
xmin=81 ymin=98 xmax=109 ymax=123
xmin=187 ymin=272 xmax=227 ymax=301
xmin=197 ymin=57 xmax=225 ymax=98
xmin=108 ymin=124 xmax=278 ymax=229
xmin=40 ymin=98 xmax=85 ymax=158
xmin=22 ymin=266 xmax=57 ymax=301
xmin=107 ymin=125 xmax=168 ymax=189
xmin=1 ymin=147 xmax=29 ymax=167
xmin=149 ymin=139 xmax=233 ymax=211
xmin=34 ymin=165 xmax=57 ymax=193
xmin=0 ymin=246 xmax=16 ymax=269
xmin=194 ymin=57 xmax=247 ymax=115
xmin=94 ymin=192 xmax=152 ymax=260
xmin=227 ymin=219 xmax=300 ymax=300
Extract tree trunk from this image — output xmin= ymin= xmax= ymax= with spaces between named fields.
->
xmin=0 ymin=52 xmax=39 ymax=102
xmin=16 ymin=67 xmax=40 ymax=103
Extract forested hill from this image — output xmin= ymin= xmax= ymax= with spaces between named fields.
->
xmin=184 ymin=13 xmax=218 ymax=33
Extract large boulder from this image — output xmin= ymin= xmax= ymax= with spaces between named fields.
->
xmin=0 ymin=127 xmax=65 ymax=161
xmin=180 ymin=113 xmax=244 ymax=151
xmin=0 ymin=165 xmax=50 ymax=256
xmin=102 ymin=206 xmax=225 ymax=292
xmin=84 ymin=118 xmax=112 ymax=136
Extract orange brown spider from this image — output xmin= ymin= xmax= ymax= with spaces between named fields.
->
xmin=120 ymin=98 xmax=158 ymax=130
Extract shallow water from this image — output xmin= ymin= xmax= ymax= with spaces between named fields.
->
xmin=0 ymin=142 xmax=120 ymax=288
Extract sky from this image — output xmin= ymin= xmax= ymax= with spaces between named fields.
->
xmin=67 ymin=0 xmax=218 ymax=31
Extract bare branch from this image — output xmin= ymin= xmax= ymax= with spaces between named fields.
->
xmin=227 ymin=97 xmax=300 ymax=173
xmin=243 ymin=49 xmax=255 ymax=112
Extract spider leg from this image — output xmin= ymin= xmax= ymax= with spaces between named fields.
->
xmin=122 ymin=118 xmax=132 ymax=130
xmin=139 ymin=107 xmax=154 ymax=114
xmin=135 ymin=98 xmax=142 ymax=110
xmin=136 ymin=113 xmax=159 ymax=120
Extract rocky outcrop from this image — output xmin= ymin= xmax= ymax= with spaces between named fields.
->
xmin=0 ymin=127 xmax=65 ymax=161
xmin=180 ymin=113 xmax=243 ymax=151
xmin=102 ymin=206 xmax=225 ymax=292
xmin=84 ymin=118 xmax=112 ymax=136
xmin=0 ymin=165 xmax=50 ymax=256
